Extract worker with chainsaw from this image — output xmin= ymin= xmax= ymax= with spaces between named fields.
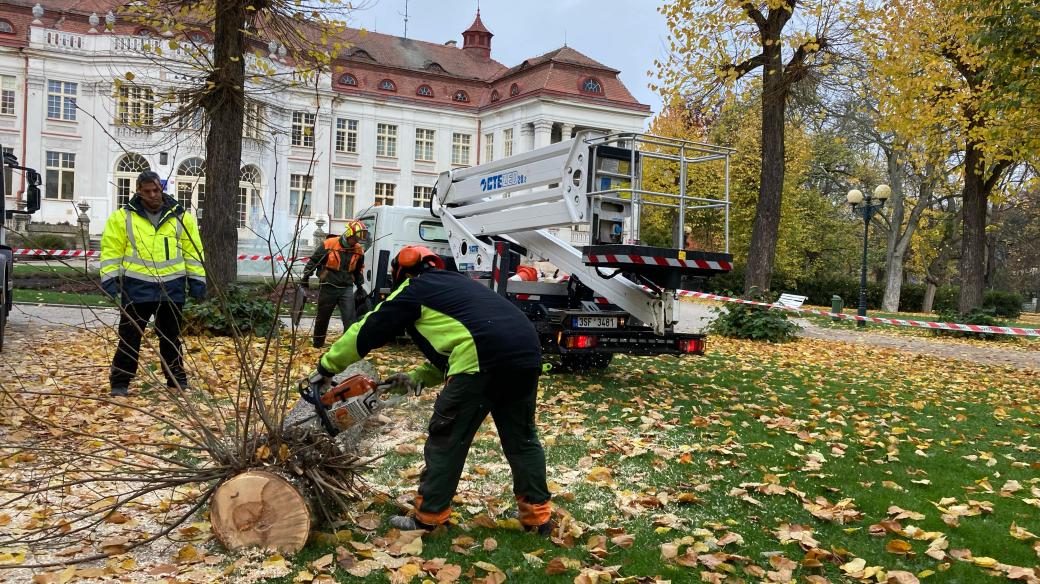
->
xmin=301 ymin=219 xmax=367 ymax=348
xmin=100 ymin=170 xmax=206 ymax=397
xmin=307 ymin=245 xmax=553 ymax=535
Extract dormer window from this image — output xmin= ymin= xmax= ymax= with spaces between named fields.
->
xmin=425 ymin=62 xmax=446 ymax=73
xmin=351 ymin=49 xmax=375 ymax=61
xmin=581 ymin=78 xmax=603 ymax=94
xmin=0 ymin=19 xmax=14 ymax=35
xmin=510 ymin=83 xmax=519 ymax=96
xmin=379 ymin=79 xmax=396 ymax=92
xmin=416 ymin=85 xmax=434 ymax=97
xmin=452 ymin=90 xmax=469 ymax=103
xmin=339 ymin=73 xmax=358 ymax=86
xmin=490 ymin=90 xmax=500 ymax=102
xmin=186 ymin=30 xmax=208 ymax=43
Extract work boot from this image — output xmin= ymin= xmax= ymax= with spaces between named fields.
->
xmin=388 ymin=515 xmax=436 ymax=532
xmin=110 ymin=385 xmax=129 ymax=397
xmin=524 ymin=518 xmax=557 ymax=537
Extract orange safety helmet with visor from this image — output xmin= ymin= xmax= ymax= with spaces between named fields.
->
xmin=391 ymin=245 xmax=445 ymax=288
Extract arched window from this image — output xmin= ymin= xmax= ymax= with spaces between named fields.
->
xmin=581 ymin=78 xmax=603 ymax=94
xmin=135 ymin=27 xmax=157 ymax=38
xmin=416 ymin=85 xmax=433 ymax=97
xmin=114 ymin=153 xmax=151 ymax=207
xmin=378 ymin=79 xmax=396 ymax=91
xmin=0 ymin=19 xmax=15 ymax=35
xmin=490 ymin=90 xmax=500 ymax=102
xmin=176 ymin=157 xmax=206 ymax=217
xmin=510 ymin=83 xmax=520 ymax=96
xmin=452 ymin=90 xmax=469 ymax=103
xmin=350 ymin=49 xmax=375 ymax=61
xmin=338 ymin=73 xmax=357 ymax=86
xmin=186 ymin=30 xmax=209 ymax=44
xmin=425 ymin=62 xmax=445 ymax=73
xmin=238 ymin=165 xmax=262 ymax=228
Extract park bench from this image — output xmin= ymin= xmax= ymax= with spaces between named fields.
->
xmin=776 ymin=293 xmax=807 ymax=309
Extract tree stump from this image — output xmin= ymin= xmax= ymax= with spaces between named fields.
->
xmin=209 ymin=470 xmax=312 ymax=553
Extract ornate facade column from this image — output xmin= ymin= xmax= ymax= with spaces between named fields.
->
xmin=560 ymin=123 xmax=575 ymax=141
xmin=533 ymin=120 xmax=553 ymax=149
xmin=520 ymin=123 xmax=534 ymax=153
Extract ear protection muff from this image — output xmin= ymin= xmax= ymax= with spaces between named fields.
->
xmin=391 ymin=245 xmax=444 ymax=287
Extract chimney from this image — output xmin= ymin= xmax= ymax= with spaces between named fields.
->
xmin=461 ymin=9 xmax=492 ymax=60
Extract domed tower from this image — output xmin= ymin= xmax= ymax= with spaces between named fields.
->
xmin=462 ymin=9 xmax=492 ymax=60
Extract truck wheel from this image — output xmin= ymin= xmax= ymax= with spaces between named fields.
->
xmin=0 ymin=291 xmax=6 ymax=353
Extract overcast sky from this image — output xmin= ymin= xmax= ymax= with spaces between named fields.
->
xmin=350 ymin=0 xmax=670 ymax=122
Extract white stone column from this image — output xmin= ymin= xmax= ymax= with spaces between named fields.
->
xmin=533 ymin=120 xmax=553 ymax=149
xmin=560 ymin=123 xmax=575 ymax=141
xmin=519 ymin=123 xmax=534 ymax=153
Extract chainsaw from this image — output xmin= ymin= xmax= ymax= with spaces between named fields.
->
xmin=292 ymin=373 xmax=404 ymax=437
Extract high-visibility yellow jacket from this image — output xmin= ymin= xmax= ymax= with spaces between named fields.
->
xmin=100 ymin=195 xmax=206 ymax=304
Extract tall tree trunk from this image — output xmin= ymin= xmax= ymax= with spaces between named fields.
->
xmin=744 ymin=47 xmax=786 ymax=295
xmin=881 ymin=147 xmax=906 ymax=312
xmin=922 ymin=280 xmax=937 ymax=313
xmin=200 ymin=0 xmax=247 ymax=294
xmin=957 ymin=141 xmax=986 ymax=314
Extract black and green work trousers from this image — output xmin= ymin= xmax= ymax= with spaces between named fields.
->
xmin=313 ymin=285 xmax=357 ymax=348
xmin=415 ymin=368 xmax=551 ymax=526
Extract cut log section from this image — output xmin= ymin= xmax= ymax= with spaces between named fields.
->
xmin=210 ymin=469 xmax=312 ymax=553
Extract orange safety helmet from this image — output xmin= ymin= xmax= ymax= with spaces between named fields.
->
xmin=343 ymin=219 xmax=369 ymax=242
xmin=391 ymin=245 xmax=445 ymax=287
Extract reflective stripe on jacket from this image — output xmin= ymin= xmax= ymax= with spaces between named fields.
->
xmin=320 ymin=269 xmax=542 ymax=386
xmin=302 ymin=234 xmax=364 ymax=288
xmin=99 ymin=194 xmax=206 ymax=304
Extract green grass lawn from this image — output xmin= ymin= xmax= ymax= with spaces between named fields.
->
xmin=12 ymin=288 xmax=113 ymax=306
xmin=11 ymin=262 xmax=95 ymax=277
xmin=258 ymin=338 xmax=1040 ymax=583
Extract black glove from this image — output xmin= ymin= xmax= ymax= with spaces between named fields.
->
xmin=304 ymin=367 xmax=333 ymax=398
xmin=386 ymin=372 xmax=423 ymax=397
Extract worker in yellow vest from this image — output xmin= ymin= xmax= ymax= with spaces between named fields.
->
xmin=302 ymin=219 xmax=367 ymax=348
xmin=99 ymin=171 xmax=206 ymax=397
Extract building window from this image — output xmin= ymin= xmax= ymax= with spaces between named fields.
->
xmin=582 ymin=78 xmax=603 ymax=94
xmin=0 ymin=75 xmax=15 ymax=115
xmin=239 ymin=165 xmax=262 ymax=227
xmin=452 ymin=90 xmax=469 ymax=103
xmin=416 ymin=85 xmax=433 ymax=97
xmin=376 ymin=123 xmax=397 ymax=157
xmin=117 ymin=85 xmax=155 ymax=126
xmin=47 ymin=80 xmax=77 ymax=121
xmin=0 ymin=20 xmax=14 ymax=35
xmin=292 ymin=111 xmax=315 ymax=147
xmin=451 ymin=133 xmax=471 ymax=165
xmin=243 ymin=100 xmax=264 ymax=139
xmin=374 ymin=182 xmax=395 ymax=206
xmin=333 ymin=178 xmax=356 ymax=219
xmin=176 ymin=157 xmax=206 ymax=216
xmin=510 ymin=83 xmax=519 ymax=96
xmin=378 ymin=79 xmax=396 ymax=92
xmin=339 ymin=73 xmax=357 ymax=86
xmin=289 ymin=174 xmax=312 ymax=216
xmin=483 ymin=132 xmax=494 ymax=163
xmin=413 ymin=186 xmax=433 ymax=208
xmin=114 ymin=153 xmax=151 ymax=207
xmin=414 ymin=128 xmax=435 ymax=162
xmin=45 ymin=152 xmax=75 ymax=200
xmin=335 ymin=118 xmax=358 ymax=153
xmin=490 ymin=89 xmax=500 ymax=102
xmin=186 ymin=30 xmax=208 ymax=44
xmin=503 ymin=128 xmax=513 ymax=157
xmin=175 ymin=93 xmax=204 ymax=130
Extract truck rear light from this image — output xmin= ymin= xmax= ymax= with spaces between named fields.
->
xmin=677 ymin=338 xmax=704 ymax=353
xmin=563 ymin=334 xmax=598 ymax=349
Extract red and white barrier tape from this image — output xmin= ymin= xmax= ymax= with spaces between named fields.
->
xmin=11 ymin=248 xmax=100 ymax=257
xmin=678 ymin=289 xmax=1040 ymax=337
xmin=12 ymin=249 xmax=306 ymax=262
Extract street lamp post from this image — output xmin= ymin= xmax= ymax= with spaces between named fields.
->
xmin=847 ymin=184 xmax=891 ymax=328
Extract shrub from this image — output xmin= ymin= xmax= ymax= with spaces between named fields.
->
xmin=983 ymin=290 xmax=1023 ymax=319
xmin=182 ymin=285 xmax=280 ymax=337
xmin=24 ymin=233 xmax=72 ymax=251
xmin=709 ymin=295 xmax=801 ymax=342
xmin=934 ymin=307 xmax=1007 ymax=341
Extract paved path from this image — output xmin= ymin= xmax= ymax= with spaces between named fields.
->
xmin=8 ymin=301 xmax=1038 ymax=371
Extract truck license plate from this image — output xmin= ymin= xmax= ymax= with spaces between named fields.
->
xmin=574 ymin=316 xmax=618 ymax=329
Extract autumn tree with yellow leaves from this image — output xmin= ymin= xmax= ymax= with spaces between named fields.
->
xmin=655 ymin=0 xmax=854 ymax=294
xmin=865 ymin=0 xmax=1039 ymax=313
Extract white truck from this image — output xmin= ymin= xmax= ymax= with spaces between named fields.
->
xmin=357 ymin=131 xmax=734 ymax=371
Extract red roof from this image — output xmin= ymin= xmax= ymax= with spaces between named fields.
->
xmin=464 ymin=10 xmax=492 ymax=35
xmin=6 ymin=0 xmax=123 ymax=13
xmin=336 ymin=27 xmax=507 ymax=81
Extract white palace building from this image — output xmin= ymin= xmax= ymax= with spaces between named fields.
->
xmin=0 ymin=0 xmax=649 ymax=253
